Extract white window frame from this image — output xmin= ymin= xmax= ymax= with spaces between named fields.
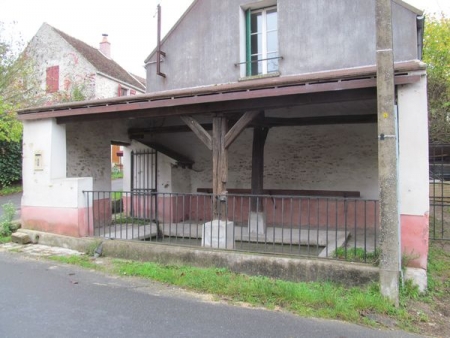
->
xmin=249 ymin=6 xmax=278 ymax=76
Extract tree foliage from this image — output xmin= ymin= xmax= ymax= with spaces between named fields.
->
xmin=0 ymin=22 xmax=40 ymax=143
xmin=423 ymin=14 xmax=450 ymax=143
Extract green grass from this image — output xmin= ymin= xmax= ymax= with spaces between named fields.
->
xmin=111 ymin=191 xmax=123 ymax=201
xmin=111 ymin=172 xmax=123 ymax=180
xmin=48 ymin=255 xmax=99 ymax=269
xmin=0 ymin=184 xmax=22 ymax=196
xmin=334 ymin=247 xmax=380 ymax=265
xmin=43 ymin=242 xmax=450 ymax=334
xmin=109 ymin=260 xmax=412 ymax=326
xmin=0 ymin=236 xmax=11 ymax=243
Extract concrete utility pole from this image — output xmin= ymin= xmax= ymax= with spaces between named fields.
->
xmin=376 ymin=0 xmax=401 ymax=306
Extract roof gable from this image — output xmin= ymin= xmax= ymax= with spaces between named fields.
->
xmin=144 ymin=0 xmax=422 ymax=64
xmin=47 ymin=24 xmax=145 ymax=91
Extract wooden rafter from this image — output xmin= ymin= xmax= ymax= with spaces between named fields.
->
xmin=180 ymin=115 xmax=212 ymax=150
xmin=224 ymin=111 xmax=261 ymax=149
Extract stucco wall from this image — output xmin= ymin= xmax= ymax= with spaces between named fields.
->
xmin=66 ymin=121 xmax=129 ymax=191
xmin=151 ymin=123 xmax=378 ymax=199
xmin=26 ymin=23 xmax=96 ymax=102
xmin=146 ymin=0 xmax=419 ymax=92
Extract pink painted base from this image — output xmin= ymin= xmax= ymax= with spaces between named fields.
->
xmin=401 ymin=213 xmax=429 ymax=269
xmin=21 ymin=206 xmax=91 ymax=237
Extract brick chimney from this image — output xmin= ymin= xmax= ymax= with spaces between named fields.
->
xmin=99 ymin=34 xmax=111 ymax=58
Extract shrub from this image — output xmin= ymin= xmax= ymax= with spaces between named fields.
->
xmin=0 ymin=140 xmax=22 ymax=188
xmin=0 ymin=202 xmax=16 ymax=237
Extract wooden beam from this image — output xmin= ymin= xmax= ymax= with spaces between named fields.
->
xmin=212 ymin=116 xmax=228 ymax=220
xmin=137 ymin=140 xmax=194 ymax=168
xmin=260 ymin=114 xmax=377 ymax=127
xmin=180 ymin=115 xmax=212 ymax=150
xmin=224 ymin=111 xmax=261 ymax=149
xmin=251 ymin=127 xmax=269 ymax=212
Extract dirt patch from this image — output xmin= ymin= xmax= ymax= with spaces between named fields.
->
xmin=406 ymin=241 xmax=450 ymax=338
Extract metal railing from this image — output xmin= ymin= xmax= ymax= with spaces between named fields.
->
xmin=429 ymin=144 xmax=450 ymax=241
xmin=84 ymin=191 xmax=380 ymax=263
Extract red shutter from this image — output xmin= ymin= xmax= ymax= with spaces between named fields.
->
xmin=46 ymin=66 xmax=59 ymax=93
xmin=117 ymin=84 xmax=122 ymax=96
xmin=130 ymin=89 xmax=136 ymax=95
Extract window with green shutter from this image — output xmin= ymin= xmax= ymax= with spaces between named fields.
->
xmin=246 ymin=6 xmax=278 ymax=76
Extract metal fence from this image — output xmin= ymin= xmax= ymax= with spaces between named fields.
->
xmin=429 ymin=144 xmax=450 ymax=241
xmin=84 ymin=191 xmax=380 ymax=263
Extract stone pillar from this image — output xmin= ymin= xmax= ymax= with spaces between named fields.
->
xmin=21 ymin=119 xmax=93 ymax=237
xmin=376 ymin=0 xmax=400 ymax=305
xmin=398 ymin=73 xmax=429 ymax=292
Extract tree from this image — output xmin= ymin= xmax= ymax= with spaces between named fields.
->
xmin=0 ymin=22 xmax=41 ymax=188
xmin=423 ymin=14 xmax=450 ymax=143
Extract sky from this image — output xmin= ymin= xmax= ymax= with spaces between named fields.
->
xmin=1 ymin=0 xmax=449 ymax=78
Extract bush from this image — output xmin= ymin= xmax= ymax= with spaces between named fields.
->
xmin=0 ymin=202 xmax=16 ymax=237
xmin=0 ymin=140 xmax=22 ymax=188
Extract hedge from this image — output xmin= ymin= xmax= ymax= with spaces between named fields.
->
xmin=0 ymin=140 xmax=22 ymax=188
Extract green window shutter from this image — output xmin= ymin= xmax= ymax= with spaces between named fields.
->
xmin=246 ymin=9 xmax=252 ymax=76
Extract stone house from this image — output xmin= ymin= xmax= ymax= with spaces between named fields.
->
xmin=18 ymin=0 xmax=429 ymax=289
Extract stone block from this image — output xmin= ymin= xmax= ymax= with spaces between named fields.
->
xmin=202 ymin=220 xmax=234 ymax=249
xmin=248 ymin=212 xmax=266 ymax=236
xmin=11 ymin=232 xmax=31 ymax=245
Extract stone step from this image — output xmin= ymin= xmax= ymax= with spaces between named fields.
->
xmin=11 ymin=232 xmax=31 ymax=245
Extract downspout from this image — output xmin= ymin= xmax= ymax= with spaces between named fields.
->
xmin=157 ymin=4 xmax=166 ymax=78
xmin=417 ymin=15 xmax=425 ymax=60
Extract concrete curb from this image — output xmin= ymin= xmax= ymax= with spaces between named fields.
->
xmin=18 ymin=229 xmax=379 ymax=286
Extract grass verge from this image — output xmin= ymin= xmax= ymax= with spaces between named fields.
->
xmin=48 ymin=254 xmax=423 ymax=331
xmin=0 ymin=236 xmax=11 ymax=244
xmin=0 ymin=184 xmax=22 ymax=196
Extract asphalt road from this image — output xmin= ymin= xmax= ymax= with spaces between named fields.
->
xmin=0 ymin=252 xmax=423 ymax=338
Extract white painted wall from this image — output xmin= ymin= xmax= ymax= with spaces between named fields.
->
xmin=398 ymin=72 xmax=429 ymax=215
xmin=22 ymin=119 xmax=92 ymax=208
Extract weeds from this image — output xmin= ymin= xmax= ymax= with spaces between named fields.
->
xmin=0 ymin=202 xmax=16 ymax=237
xmin=0 ymin=185 xmax=22 ymax=196
xmin=334 ymin=247 xmax=380 ymax=265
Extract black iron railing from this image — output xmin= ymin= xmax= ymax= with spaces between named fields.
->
xmin=84 ymin=191 xmax=380 ymax=263
xmin=429 ymin=144 xmax=450 ymax=241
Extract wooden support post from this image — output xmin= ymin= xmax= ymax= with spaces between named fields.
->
xmin=251 ymin=126 xmax=269 ymax=212
xmin=212 ymin=116 xmax=228 ymax=220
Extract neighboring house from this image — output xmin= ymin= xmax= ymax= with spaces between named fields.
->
xmin=26 ymin=23 xmax=145 ymax=103
xmin=18 ymin=1 xmax=429 ymax=291
xmin=25 ymin=23 xmax=146 ymax=168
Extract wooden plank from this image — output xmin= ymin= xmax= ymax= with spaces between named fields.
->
xmin=180 ymin=115 xmax=213 ymax=150
xmin=197 ymin=188 xmax=361 ymax=198
xmin=224 ymin=111 xmax=261 ymax=149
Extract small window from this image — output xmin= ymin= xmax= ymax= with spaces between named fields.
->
xmin=246 ymin=6 xmax=278 ymax=76
xmin=46 ymin=66 xmax=59 ymax=93
xmin=118 ymin=85 xmax=129 ymax=96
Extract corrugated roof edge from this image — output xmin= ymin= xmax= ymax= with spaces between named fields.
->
xmin=18 ymin=60 xmax=426 ymax=116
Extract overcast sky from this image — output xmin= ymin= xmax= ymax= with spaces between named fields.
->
xmin=1 ymin=0 xmax=449 ymax=78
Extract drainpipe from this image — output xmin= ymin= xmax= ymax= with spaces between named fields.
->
xmin=156 ymin=4 xmax=166 ymax=78
xmin=416 ymin=15 xmax=425 ymax=60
